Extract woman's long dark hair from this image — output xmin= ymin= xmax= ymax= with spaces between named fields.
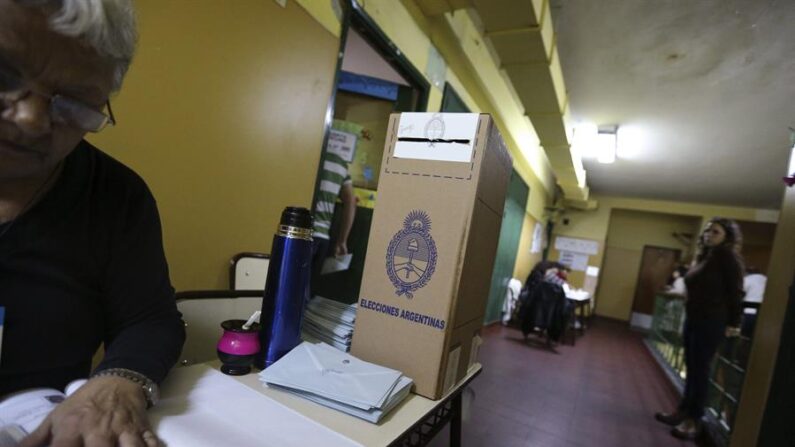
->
xmin=696 ymin=217 xmax=743 ymax=263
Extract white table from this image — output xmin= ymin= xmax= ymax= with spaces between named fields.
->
xmin=565 ymin=289 xmax=592 ymax=343
xmin=153 ymin=361 xmax=482 ymax=447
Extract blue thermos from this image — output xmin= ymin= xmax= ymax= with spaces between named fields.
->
xmin=255 ymin=207 xmax=313 ymax=369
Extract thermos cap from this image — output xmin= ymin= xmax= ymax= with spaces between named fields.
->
xmin=280 ymin=207 xmax=312 ymax=229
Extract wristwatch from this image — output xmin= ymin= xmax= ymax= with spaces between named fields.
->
xmin=92 ymin=368 xmax=160 ymax=408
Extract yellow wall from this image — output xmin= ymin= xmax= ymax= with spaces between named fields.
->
xmin=334 ymin=92 xmax=394 ymax=190
xmin=513 ymin=213 xmax=543 ymax=282
xmin=89 ymin=0 xmax=339 ymax=290
xmin=604 ymin=210 xmax=701 ymax=253
xmin=296 ymin=0 xmax=558 ymax=283
xmin=553 ymin=195 xmax=778 ymax=320
xmin=595 ymin=210 xmax=700 ymax=321
xmin=85 ymin=0 xmax=560 ymax=292
xmin=556 ymin=195 xmax=777 ymax=245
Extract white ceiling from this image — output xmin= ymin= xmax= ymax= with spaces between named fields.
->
xmin=551 ymin=0 xmax=795 ymax=209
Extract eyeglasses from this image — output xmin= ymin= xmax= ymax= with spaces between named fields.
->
xmin=0 ymin=59 xmax=115 ymax=133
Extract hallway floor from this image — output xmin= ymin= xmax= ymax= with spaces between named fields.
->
xmin=428 ymin=319 xmax=692 ymax=447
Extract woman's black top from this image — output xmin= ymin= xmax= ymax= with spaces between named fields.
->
xmin=0 ymin=141 xmax=185 ymax=397
xmin=684 ymin=244 xmax=744 ymax=326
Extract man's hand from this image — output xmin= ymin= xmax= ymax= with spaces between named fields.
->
xmin=334 ymin=241 xmax=348 ymax=257
xmin=21 ymin=376 xmax=159 ymax=447
xmin=334 ymin=182 xmax=355 ymax=259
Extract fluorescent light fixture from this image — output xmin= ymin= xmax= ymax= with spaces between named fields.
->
xmin=572 ymin=123 xmax=598 ymax=158
xmin=617 ymin=126 xmax=644 ymax=159
xmin=573 ymin=123 xmax=618 ymax=163
xmin=596 ymin=129 xmax=617 ymax=164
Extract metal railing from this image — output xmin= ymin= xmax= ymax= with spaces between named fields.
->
xmin=647 ymin=293 xmax=758 ymax=446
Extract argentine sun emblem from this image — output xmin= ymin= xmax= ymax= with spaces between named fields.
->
xmin=423 ymin=113 xmax=445 ymax=146
xmin=386 ymin=210 xmax=438 ymax=298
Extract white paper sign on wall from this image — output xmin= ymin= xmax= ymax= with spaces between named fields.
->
xmin=554 ymin=236 xmax=599 ymax=255
xmin=559 ymin=251 xmax=589 ymax=271
xmin=531 ymin=222 xmax=544 ymax=253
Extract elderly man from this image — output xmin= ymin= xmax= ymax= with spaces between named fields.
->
xmin=0 ymin=0 xmax=184 ymax=445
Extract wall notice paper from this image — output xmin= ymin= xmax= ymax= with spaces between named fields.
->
xmin=559 ymin=251 xmax=589 ymax=272
xmin=326 ymin=128 xmax=358 ymax=163
xmin=149 ymin=364 xmax=362 ymax=447
xmin=530 ymin=222 xmax=544 ymax=253
xmin=554 ymin=236 xmax=599 ymax=255
xmin=394 ymin=113 xmax=480 ymax=162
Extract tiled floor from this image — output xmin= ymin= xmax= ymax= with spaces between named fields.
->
xmin=428 ymin=319 xmax=693 ymax=447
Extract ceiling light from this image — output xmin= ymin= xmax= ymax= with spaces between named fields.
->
xmin=572 ymin=123 xmax=597 ymax=158
xmin=573 ymin=123 xmax=618 ymax=163
xmin=616 ymin=126 xmax=644 ymax=159
xmin=597 ymin=126 xmax=617 ymax=164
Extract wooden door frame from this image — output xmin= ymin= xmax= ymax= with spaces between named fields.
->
xmin=484 ymin=169 xmax=530 ymax=324
xmin=311 ymin=0 xmax=431 ymax=208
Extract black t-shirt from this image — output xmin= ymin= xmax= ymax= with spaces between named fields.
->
xmin=0 ymin=141 xmax=185 ymax=397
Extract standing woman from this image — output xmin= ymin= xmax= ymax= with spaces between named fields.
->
xmin=655 ymin=218 xmax=744 ymax=440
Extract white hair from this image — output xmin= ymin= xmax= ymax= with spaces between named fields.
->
xmin=18 ymin=0 xmax=137 ymax=90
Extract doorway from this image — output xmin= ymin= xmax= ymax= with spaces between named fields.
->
xmin=440 ymin=82 xmax=470 ymax=113
xmin=630 ymin=246 xmax=680 ymax=329
xmin=311 ymin=1 xmax=430 ymax=303
xmin=484 ymin=170 xmax=530 ymax=324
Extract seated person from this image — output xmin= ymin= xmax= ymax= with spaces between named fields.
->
xmin=0 ymin=0 xmax=184 ymax=445
xmin=741 ymin=267 xmax=767 ymax=337
xmin=556 ymin=264 xmax=573 ymax=295
xmin=665 ymin=264 xmax=689 ymax=296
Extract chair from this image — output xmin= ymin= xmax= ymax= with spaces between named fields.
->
xmin=175 ymin=290 xmax=264 ymax=366
xmin=229 ymin=252 xmax=270 ymax=290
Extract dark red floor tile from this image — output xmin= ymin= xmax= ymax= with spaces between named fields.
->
xmin=427 ymin=319 xmax=689 ymax=447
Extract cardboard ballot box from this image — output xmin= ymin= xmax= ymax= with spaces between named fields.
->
xmin=350 ymin=113 xmax=512 ymax=399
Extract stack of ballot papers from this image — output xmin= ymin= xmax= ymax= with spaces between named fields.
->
xmin=301 ymin=296 xmax=357 ymax=352
xmin=259 ymin=342 xmax=413 ymax=423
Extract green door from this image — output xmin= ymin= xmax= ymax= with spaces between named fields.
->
xmin=484 ymin=170 xmax=529 ymax=323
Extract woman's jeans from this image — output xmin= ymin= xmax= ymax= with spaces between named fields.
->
xmin=679 ymin=318 xmax=726 ymax=419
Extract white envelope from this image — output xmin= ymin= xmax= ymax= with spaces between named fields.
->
xmin=267 ymin=375 xmax=413 ymax=424
xmin=259 ymin=342 xmax=402 ymax=410
xmin=320 ymin=254 xmax=353 ymax=275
